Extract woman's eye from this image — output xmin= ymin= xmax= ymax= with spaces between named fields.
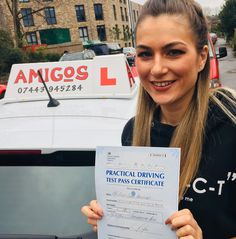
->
xmin=137 ymin=51 xmax=152 ymax=58
xmin=167 ymin=49 xmax=185 ymax=57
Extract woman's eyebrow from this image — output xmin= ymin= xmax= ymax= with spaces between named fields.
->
xmin=163 ymin=41 xmax=186 ymax=49
xmin=136 ymin=45 xmax=151 ymax=50
xmin=136 ymin=41 xmax=186 ymax=51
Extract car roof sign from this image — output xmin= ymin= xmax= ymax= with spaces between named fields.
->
xmin=4 ymin=54 xmax=138 ymax=103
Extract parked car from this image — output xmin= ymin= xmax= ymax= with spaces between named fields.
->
xmin=59 ymin=49 xmax=96 ymax=61
xmin=208 ymin=35 xmax=227 ymax=88
xmin=123 ymin=47 xmax=136 ymax=56
xmin=0 ymin=84 xmax=6 ymax=99
xmin=84 ymin=42 xmax=122 ymax=55
xmin=210 ymin=32 xmax=217 ymax=45
xmin=123 ymin=47 xmax=136 ymax=67
xmin=106 ymin=42 xmax=123 ymax=54
xmin=0 ymin=55 xmax=138 ymax=239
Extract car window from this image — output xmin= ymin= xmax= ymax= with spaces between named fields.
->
xmin=123 ymin=47 xmax=136 ymax=54
xmin=60 ymin=52 xmax=84 ymax=61
xmin=106 ymin=43 xmax=121 ymax=50
xmin=0 ymin=151 xmax=96 ymax=238
xmin=59 ymin=50 xmax=95 ymax=61
xmin=88 ymin=44 xmax=109 ymax=55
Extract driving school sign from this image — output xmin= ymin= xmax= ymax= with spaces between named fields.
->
xmin=5 ymin=54 xmax=137 ymax=102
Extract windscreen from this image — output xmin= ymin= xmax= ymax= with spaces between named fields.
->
xmin=0 ymin=151 xmax=97 ymax=239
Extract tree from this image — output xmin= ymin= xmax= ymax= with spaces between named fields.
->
xmin=122 ymin=26 xmax=132 ymax=42
xmin=5 ymin=0 xmax=57 ymax=48
xmin=110 ymin=25 xmax=122 ymax=41
xmin=0 ymin=29 xmax=25 ymax=75
xmin=219 ymin=0 xmax=236 ymax=41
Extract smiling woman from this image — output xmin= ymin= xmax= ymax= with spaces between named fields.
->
xmin=135 ymin=14 xmax=208 ymax=118
xmin=81 ymin=0 xmax=236 ymax=238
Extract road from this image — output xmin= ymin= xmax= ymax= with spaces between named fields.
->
xmin=216 ymin=38 xmax=236 ymax=90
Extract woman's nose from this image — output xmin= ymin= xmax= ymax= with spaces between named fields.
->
xmin=150 ymin=55 xmax=168 ymax=76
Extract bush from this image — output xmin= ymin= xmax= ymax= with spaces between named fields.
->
xmin=44 ymin=53 xmax=61 ymax=62
xmin=0 ymin=30 xmax=14 ymax=50
xmin=26 ymin=51 xmax=45 ymax=63
xmin=24 ymin=51 xmax=61 ymax=63
xmin=0 ymin=29 xmax=61 ymax=78
xmin=233 ymin=29 xmax=236 ymax=51
xmin=0 ymin=30 xmax=15 ymax=75
xmin=5 ymin=48 xmax=26 ymax=71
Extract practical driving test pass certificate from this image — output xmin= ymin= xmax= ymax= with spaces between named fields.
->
xmin=95 ymin=146 xmax=180 ymax=239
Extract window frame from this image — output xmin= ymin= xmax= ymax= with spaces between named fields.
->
xmin=44 ymin=7 xmax=57 ymax=25
xmin=75 ymin=4 xmax=86 ymax=22
xmin=26 ymin=31 xmax=38 ymax=45
xmin=94 ymin=3 xmax=104 ymax=21
xmin=96 ymin=24 xmax=106 ymax=41
xmin=21 ymin=8 xmax=34 ymax=27
xmin=79 ymin=26 xmax=89 ymax=42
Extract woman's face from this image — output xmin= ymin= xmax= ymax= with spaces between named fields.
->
xmin=135 ymin=14 xmax=208 ymax=110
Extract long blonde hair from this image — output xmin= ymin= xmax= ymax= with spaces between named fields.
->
xmin=132 ymin=0 xmax=236 ymax=200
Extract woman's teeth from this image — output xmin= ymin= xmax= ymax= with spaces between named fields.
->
xmin=153 ymin=81 xmax=173 ymax=87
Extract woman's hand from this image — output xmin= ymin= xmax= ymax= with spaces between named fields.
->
xmin=81 ymin=200 xmax=103 ymax=232
xmin=165 ymin=209 xmax=203 ymax=239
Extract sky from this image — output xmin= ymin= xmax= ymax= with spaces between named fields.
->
xmin=132 ymin=0 xmax=225 ymax=12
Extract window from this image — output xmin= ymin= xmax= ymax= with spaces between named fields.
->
xmin=133 ymin=9 xmax=136 ymax=22
xmin=45 ymin=7 xmax=56 ymax=25
xmin=113 ymin=5 xmax=117 ymax=21
xmin=39 ymin=28 xmax=71 ymax=45
xmin=75 ymin=5 xmax=86 ymax=22
xmin=21 ymin=8 xmax=34 ymax=27
xmin=97 ymin=25 xmax=106 ymax=41
xmin=123 ymin=0 xmax=126 ymax=4
xmin=120 ymin=7 xmax=124 ymax=21
xmin=0 ymin=151 xmax=96 ymax=237
xmin=79 ymin=26 xmax=89 ymax=42
xmin=94 ymin=4 xmax=103 ymax=20
xmin=26 ymin=31 xmax=38 ymax=45
xmin=124 ymin=8 xmax=128 ymax=21
xmin=19 ymin=0 xmax=29 ymax=2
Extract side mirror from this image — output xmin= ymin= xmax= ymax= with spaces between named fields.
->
xmin=217 ymin=47 xmax=227 ymax=58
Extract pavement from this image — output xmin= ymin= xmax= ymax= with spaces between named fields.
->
xmin=216 ymin=38 xmax=236 ymax=90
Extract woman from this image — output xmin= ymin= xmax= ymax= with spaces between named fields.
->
xmin=81 ymin=0 xmax=236 ymax=238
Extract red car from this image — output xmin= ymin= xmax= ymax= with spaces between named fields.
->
xmin=208 ymin=35 xmax=227 ymax=88
xmin=0 ymin=84 xmax=6 ymax=99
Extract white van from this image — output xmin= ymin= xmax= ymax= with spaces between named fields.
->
xmin=0 ymin=55 xmax=138 ymax=239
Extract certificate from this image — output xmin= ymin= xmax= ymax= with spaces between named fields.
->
xmin=95 ymin=146 xmax=180 ymax=239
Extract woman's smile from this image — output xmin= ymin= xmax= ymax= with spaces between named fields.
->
xmin=151 ymin=80 xmax=176 ymax=91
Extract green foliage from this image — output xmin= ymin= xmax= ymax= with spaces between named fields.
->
xmin=4 ymin=48 xmax=26 ymax=72
xmin=0 ymin=29 xmax=61 ymax=77
xmin=0 ymin=29 xmax=14 ymax=50
xmin=219 ymin=0 xmax=236 ymax=41
xmin=25 ymin=51 xmax=60 ymax=63
xmin=110 ymin=26 xmax=121 ymax=40
xmin=0 ymin=30 xmax=22 ymax=75
xmin=233 ymin=29 xmax=236 ymax=51
xmin=44 ymin=53 xmax=61 ymax=62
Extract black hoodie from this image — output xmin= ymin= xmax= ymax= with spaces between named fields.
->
xmin=122 ymin=97 xmax=236 ymax=239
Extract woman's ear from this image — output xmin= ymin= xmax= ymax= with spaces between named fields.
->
xmin=198 ymin=45 xmax=208 ymax=72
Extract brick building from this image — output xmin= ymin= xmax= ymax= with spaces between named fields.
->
xmin=0 ymin=0 xmax=142 ymax=54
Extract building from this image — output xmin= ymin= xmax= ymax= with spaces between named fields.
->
xmin=0 ymin=0 xmax=142 ymax=54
